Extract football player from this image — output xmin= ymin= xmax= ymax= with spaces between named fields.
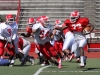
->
xmin=52 ymin=20 xmax=64 ymax=58
xmin=32 ymin=16 xmax=62 ymax=68
xmin=21 ymin=17 xmax=35 ymax=37
xmin=18 ymin=37 xmax=35 ymax=66
xmin=54 ymin=20 xmax=76 ymax=62
xmin=0 ymin=14 xmax=22 ymax=67
xmin=63 ymin=10 xmax=94 ymax=67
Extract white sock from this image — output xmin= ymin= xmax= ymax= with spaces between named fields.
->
xmin=80 ymin=56 xmax=84 ymax=64
xmin=11 ymin=59 xmax=15 ymax=64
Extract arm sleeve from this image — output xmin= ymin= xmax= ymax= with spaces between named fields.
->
xmin=0 ymin=26 xmax=5 ymax=40
xmin=62 ymin=19 xmax=69 ymax=27
xmin=32 ymin=23 xmax=41 ymax=30
xmin=26 ymin=26 xmax=32 ymax=33
xmin=0 ymin=35 xmax=5 ymax=40
xmin=84 ymin=18 xmax=89 ymax=27
xmin=12 ymin=24 xmax=18 ymax=40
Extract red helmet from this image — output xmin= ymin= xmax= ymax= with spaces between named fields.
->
xmin=36 ymin=17 xmax=41 ymax=23
xmin=6 ymin=14 xmax=14 ymax=25
xmin=41 ymin=15 xmax=50 ymax=21
xmin=70 ymin=10 xmax=80 ymax=23
xmin=55 ymin=20 xmax=62 ymax=25
xmin=27 ymin=18 xmax=35 ymax=27
xmin=40 ymin=15 xmax=50 ymax=27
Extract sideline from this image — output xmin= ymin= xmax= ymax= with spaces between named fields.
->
xmin=34 ymin=65 xmax=51 ymax=75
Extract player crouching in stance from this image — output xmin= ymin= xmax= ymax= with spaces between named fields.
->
xmin=32 ymin=16 xmax=62 ymax=68
xmin=18 ymin=37 xmax=35 ymax=66
xmin=4 ymin=37 xmax=35 ymax=66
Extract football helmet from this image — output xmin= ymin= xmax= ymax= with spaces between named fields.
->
xmin=55 ymin=20 xmax=62 ymax=25
xmin=41 ymin=15 xmax=50 ymax=28
xmin=6 ymin=14 xmax=14 ymax=25
xmin=27 ymin=18 xmax=35 ymax=27
xmin=36 ymin=17 xmax=41 ymax=23
xmin=70 ymin=10 xmax=80 ymax=23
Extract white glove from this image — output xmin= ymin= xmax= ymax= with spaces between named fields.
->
xmin=6 ymin=37 xmax=12 ymax=42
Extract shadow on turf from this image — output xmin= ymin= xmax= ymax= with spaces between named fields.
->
xmin=47 ymin=65 xmax=69 ymax=69
xmin=83 ymin=67 xmax=100 ymax=71
xmin=14 ymin=64 xmax=31 ymax=67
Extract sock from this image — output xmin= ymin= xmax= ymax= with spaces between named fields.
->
xmin=80 ymin=56 xmax=84 ymax=64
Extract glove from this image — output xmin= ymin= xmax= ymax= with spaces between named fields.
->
xmin=6 ymin=37 xmax=12 ymax=42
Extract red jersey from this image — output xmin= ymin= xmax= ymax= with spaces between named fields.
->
xmin=64 ymin=17 xmax=89 ymax=32
xmin=62 ymin=23 xmax=70 ymax=35
xmin=26 ymin=26 xmax=32 ymax=34
xmin=18 ymin=37 xmax=23 ymax=50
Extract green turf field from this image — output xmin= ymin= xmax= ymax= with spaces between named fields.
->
xmin=0 ymin=58 xmax=100 ymax=75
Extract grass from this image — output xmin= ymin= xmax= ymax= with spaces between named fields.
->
xmin=40 ymin=58 xmax=100 ymax=75
xmin=0 ymin=58 xmax=100 ymax=75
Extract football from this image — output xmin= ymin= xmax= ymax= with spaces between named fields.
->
xmin=83 ymin=26 xmax=92 ymax=34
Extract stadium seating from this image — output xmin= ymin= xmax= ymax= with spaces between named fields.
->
xmin=18 ymin=0 xmax=100 ymax=43
xmin=1 ymin=0 xmax=100 ymax=52
xmin=0 ymin=0 xmax=18 ymax=10
xmin=96 ymin=1 xmax=100 ymax=29
xmin=18 ymin=0 xmax=85 ymax=39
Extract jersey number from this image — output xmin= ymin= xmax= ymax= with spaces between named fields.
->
xmin=39 ymin=30 xmax=49 ymax=39
xmin=7 ymin=28 xmax=12 ymax=36
xmin=72 ymin=23 xmax=82 ymax=29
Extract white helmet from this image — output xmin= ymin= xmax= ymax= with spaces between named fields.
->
xmin=55 ymin=20 xmax=62 ymax=25
xmin=40 ymin=15 xmax=50 ymax=27
xmin=27 ymin=18 xmax=35 ymax=27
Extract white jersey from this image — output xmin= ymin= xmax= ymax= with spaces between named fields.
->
xmin=32 ymin=23 xmax=53 ymax=45
xmin=18 ymin=37 xmax=30 ymax=57
xmin=53 ymin=30 xmax=62 ymax=41
xmin=0 ymin=22 xmax=18 ymax=40
xmin=53 ymin=24 xmax=63 ymax=41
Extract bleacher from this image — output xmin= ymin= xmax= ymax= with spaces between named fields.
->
xmin=18 ymin=0 xmax=85 ymax=41
xmin=0 ymin=0 xmax=18 ymax=10
xmin=96 ymin=0 xmax=100 ymax=30
xmin=0 ymin=0 xmax=100 ymax=52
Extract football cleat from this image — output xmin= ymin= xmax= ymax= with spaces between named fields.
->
xmin=57 ymin=58 xmax=62 ymax=69
xmin=58 ymin=64 xmax=62 ymax=69
xmin=80 ymin=56 xmax=87 ymax=68
xmin=62 ymin=55 xmax=69 ymax=61
xmin=76 ymin=58 xmax=80 ymax=63
xmin=30 ymin=58 xmax=35 ymax=65
xmin=20 ymin=60 xmax=26 ymax=66
xmin=80 ymin=63 xmax=85 ymax=68
xmin=9 ymin=59 xmax=15 ymax=67
xmin=69 ymin=54 xmax=75 ymax=62
xmin=9 ymin=63 xmax=14 ymax=67
xmin=41 ymin=60 xmax=50 ymax=66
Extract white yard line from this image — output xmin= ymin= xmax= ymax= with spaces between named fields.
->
xmin=34 ymin=65 xmax=51 ymax=75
